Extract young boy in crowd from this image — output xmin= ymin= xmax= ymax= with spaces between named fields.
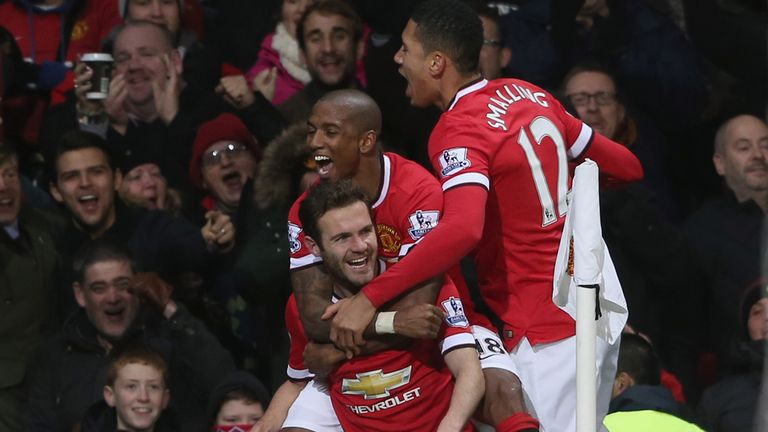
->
xmin=206 ymin=370 xmax=271 ymax=432
xmin=79 ymin=345 xmax=176 ymax=432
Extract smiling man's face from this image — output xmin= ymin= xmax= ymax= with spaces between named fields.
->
xmin=74 ymin=260 xmax=139 ymax=339
xmin=301 ymin=11 xmax=360 ymax=87
xmin=51 ymin=147 xmax=120 ymax=236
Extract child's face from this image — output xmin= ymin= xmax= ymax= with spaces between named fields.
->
xmin=215 ymin=399 xmax=264 ymax=426
xmin=282 ymin=0 xmax=311 ymax=37
xmin=104 ymin=363 xmax=169 ymax=432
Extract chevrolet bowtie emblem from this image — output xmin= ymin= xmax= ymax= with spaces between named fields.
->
xmin=341 ymin=366 xmax=412 ymax=399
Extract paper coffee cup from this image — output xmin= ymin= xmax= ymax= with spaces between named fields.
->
xmin=81 ymin=53 xmax=113 ymax=100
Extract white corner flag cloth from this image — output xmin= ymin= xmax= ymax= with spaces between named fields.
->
xmin=552 ymin=159 xmax=628 ymax=344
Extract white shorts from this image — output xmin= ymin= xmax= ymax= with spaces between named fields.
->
xmin=509 ymin=335 xmax=619 ymax=432
xmin=282 ymin=379 xmax=342 ymax=432
xmin=472 ymin=325 xmax=518 ymax=375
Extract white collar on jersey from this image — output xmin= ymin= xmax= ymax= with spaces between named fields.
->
xmin=371 ymin=153 xmax=392 ymax=209
xmin=448 ymin=79 xmax=489 ymax=111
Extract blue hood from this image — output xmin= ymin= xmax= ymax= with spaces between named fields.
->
xmin=609 ymin=385 xmax=680 ymax=416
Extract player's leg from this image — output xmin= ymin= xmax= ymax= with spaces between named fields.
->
xmin=472 ymin=325 xmax=540 ymax=431
xmin=510 ymin=335 xmax=618 ymax=432
xmin=281 ymin=379 xmax=342 ymax=432
xmin=509 ymin=337 xmax=574 ymax=432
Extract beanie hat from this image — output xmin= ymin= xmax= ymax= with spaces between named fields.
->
xmin=117 ymin=143 xmax=165 ymax=176
xmin=205 ymin=370 xmax=270 ymax=428
xmin=189 ymin=113 xmax=259 ymax=189
xmin=119 ymin=0 xmax=185 ymax=18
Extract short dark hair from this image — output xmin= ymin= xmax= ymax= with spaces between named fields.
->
xmin=560 ymin=61 xmax=624 ymax=102
xmin=297 ymin=0 xmax=363 ymax=52
xmin=298 ymin=179 xmax=370 ymax=242
xmin=410 ymin=0 xmax=483 ymax=75
xmin=50 ymin=130 xmax=114 ymax=181
xmin=73 ymin=239 xmax=136 ymax=285
xmin=616 ymin=333 xmax=661 ymax=386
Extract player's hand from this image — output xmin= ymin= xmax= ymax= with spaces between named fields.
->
xmin=303 ymin=341 xmax=345 ymax=377
xmin=217 ymin=74 xmax=256 ymax=109
xmin=129 ymin=272 xmax=173 ymax=311
xmin=322 ymin=293 xmax=376 ymax=357
xmin=393 ymin=304 xmax=445 ymax=339
xmin=202 ymin=210 xmax=235 ymax=253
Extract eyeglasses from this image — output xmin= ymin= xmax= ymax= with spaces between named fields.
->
xmin=203 ymin=142 xmax=248 ymax=166
xmin=566 ymin=91 xmax=617 ymax=107
xmin=482 ymin=39 xmax=501 ymax=47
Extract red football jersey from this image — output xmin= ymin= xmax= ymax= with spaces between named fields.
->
xmin=289 ymin=152 xmax=443 ymax=269
xmin=328 ymin=279 xmax=475 ymax=432
xmin=0 ymin=1 xmax=121 ymax=64
xmin=428 ymin=78 xmax=597 ymax=349
xmin=288 ymin=151 xmax=495 ymax=329
xmin=285 ymin=294 xmax=313 ymax=381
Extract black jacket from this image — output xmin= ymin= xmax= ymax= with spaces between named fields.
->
xmin=683 ymin=189 xmax=765 ymax=375
xmin=78 ymin=400 xmax=179 ymax=432
xmin=25 ymin=305 xmax=235 ymax=432
xmin=697 ymin=341 xmax=764 ymax=432
xmin=52 ymin=201 xmax=212 ymax=318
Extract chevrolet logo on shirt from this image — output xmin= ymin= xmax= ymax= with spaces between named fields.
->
xmin=341 ymin=366 xmax=412 ymax=399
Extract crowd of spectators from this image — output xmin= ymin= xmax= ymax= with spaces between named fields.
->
xmin=0 ymin=0 xmax=766 ymax=430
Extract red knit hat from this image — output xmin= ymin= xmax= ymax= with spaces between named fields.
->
xmin=189 ymin=113 xmax=259 ymax=189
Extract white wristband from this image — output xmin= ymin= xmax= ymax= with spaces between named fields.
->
xmin=374 ymin=311 xmax=397 ymax=334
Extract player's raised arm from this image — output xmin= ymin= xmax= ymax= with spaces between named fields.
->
xmin=559 ymin=100 xmax=644 ymax=184
xmin=579 ymin=130 xmax=644 ymax=185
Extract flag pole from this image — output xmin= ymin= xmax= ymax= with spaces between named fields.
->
xmin=571 ymin=160 xmax=602 ymax=432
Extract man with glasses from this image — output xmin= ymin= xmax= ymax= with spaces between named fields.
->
xmin=562 ymin=64 xmax=700 ymax=397
xmin=189 ymin=113 xmax=261 ymax=216
xmin=561 ymin=63 xmax=676 ymax=217
xmin=475 ymin=3 xmax=512 ymax=81
xmin=562 ymin=65 xmax=624 ymax=142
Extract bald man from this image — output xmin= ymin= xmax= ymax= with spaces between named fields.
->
xmin=289 ymin=89 xmax=446 ymax=342
xmin=276 ymin=89 xmax=536 ymax=431
xmin=684 ymin=113 xmax=768 ymax=376
xmin=713 ymin=114 xmax=768 ymax=213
